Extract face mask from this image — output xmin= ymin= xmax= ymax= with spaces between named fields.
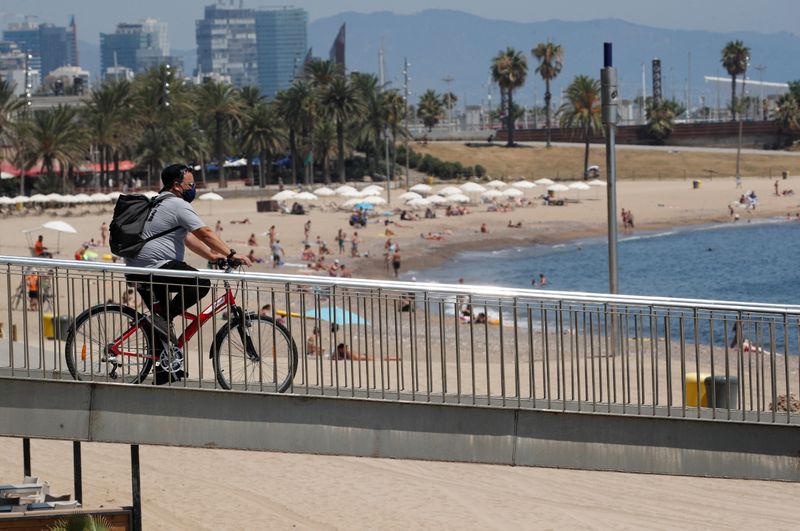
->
xmin=182 ymin=182 xmax=196 ymax=203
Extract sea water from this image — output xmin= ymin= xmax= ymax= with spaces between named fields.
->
xmin=406 ymin=218 xmax=800 ymax=305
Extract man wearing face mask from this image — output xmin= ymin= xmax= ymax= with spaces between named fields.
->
xmin=126 ymin=164 xmax=252 ymax=338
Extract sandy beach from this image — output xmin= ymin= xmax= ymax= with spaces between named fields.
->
xmin=2 ymin=175 xmax=799 ymax=528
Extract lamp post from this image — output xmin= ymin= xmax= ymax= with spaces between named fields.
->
xmin=403 ymin=57 xmax=410 ymax=190
xmin=754 ymin=64 xmax=766 ymax=120
xmin=601 ymin=42 xmax=619 ymax=295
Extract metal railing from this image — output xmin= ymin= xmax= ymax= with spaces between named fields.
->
xmin=1 ymin=255 xmax=798 ymax=425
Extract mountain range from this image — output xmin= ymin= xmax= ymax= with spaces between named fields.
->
xmin=79 ymin=9 xmax=800 ymax=109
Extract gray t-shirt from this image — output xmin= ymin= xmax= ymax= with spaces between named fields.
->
xmin=125 ymin=192 xmax=205 ymax=268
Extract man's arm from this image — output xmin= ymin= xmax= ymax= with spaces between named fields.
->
xmin=185 ymin=233 xmax=220 ymax=261
xmin=191 ymin=226 xmax=252 ymax=266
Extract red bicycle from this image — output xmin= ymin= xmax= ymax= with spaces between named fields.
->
xmin=64 ymin=259 xmax=298 ymax=392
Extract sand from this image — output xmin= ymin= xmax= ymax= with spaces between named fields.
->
xmin=2 ymin=175 xmax=799 ymax=528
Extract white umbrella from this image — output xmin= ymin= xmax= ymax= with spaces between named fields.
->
xmin=399 ymin=191 xmax=422 ymax=202
xmin=271 ymin=190 xmax=297 ymax=201
xmin=46 ymin=193 xmax=65 ymax=202
xmin=199 ymin=192 xmax=224 ymax=201
xmin=359 ymin=188 xmax=382 ymax=197
xmin=294 ymin=191 xmax=319 ymax=201
xmin=407 ymin=197 xmax=431 ymax=208
xmin=511 ymin=180 xmax=536 ymax=189
xmin=223 ymin=158 xmax=247 ymax=167
xmin=588 ymin=179 xmax=607 ymax=187
xmin=438 ymin=186 xmax=462 ymax=196
xmin=338 ymin=189 xmax=362 ymax=198
xmin=409 ymin=183 xmax=432 ymax=194
xmin=535 ymin=178 xmax=555 ymax=186
xmin=43 ymin=220 xmax=77 ymax=233
xmin=0 ymin=171 xmax=15 ymax=179
xmin=334 ymin=185 xmax=357 ymax=195
xmin=486 ymin=179 xmax=507 ymax=189
xmin=426 ymin=194 xmax=447 ymax=204
xmin=90 ymin=192 xmax=111 ymax=203
xmin=29 ymin=194 xmax=50 ymax=203
xmin=343 ymin=197 xmax=366 ymax=207
xmin=446 ymin=193 xmax=471 ymax=203
xmin=547 ymin=184 xmax=570 ymax=192
xmin=313 ymin=186 xmax=335 ymax=196
xmin=460 ymin=182 xmax=486 ymax=193
xmin=362 ymin=195 xmax=387 ymax=205
xmin=502 ymin=188 xmax=524 ymax=198
xmin=362 ymin=184 xmax=384 ymax=194
xmin=13 ymin=195 xmax=30 ymax=203
xmin=481 ymin=189 xmax=505 ymax=199
xmin=73 ymin=193 xmax=92 ymax=203
xmin=569 ymin=182 xmax=591 ymax=191
xmin=0 ymin=196 xmax=16 ymax=205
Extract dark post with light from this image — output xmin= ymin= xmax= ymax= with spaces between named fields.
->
xmin=601 ymin=43 xmax=619 ymax=295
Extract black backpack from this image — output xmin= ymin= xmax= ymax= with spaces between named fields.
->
xmin=110 ymin=194 xmax=179 ymax=257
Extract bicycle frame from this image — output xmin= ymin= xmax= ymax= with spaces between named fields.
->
xmin=107 ymin=284 xmax=238 ymax=360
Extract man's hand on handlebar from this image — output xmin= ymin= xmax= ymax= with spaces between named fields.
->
xmin=233 ymin=253 xmax=252 ymax=267
xmin=215 ymin=254 xmax=252 ymax=269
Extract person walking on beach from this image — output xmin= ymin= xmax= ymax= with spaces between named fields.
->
xmin=304 ymin=220 xmax=311 ymax=242
xmin=391 ymin=249 xmax=401 ymax=278
xmin=271 ymin=239 xmax=284 ymax=268
xmin=100 ymin=222 xmax=109 ymax=247
xmin=350 ymin=231 xmax=360 ymax=257
xmin=337 ymin=228 xmax=346 ymax=255
xmin=268 ymin=225 xmax=277 ymax=247
xmin=214 ymin=220 xmax=223 ymax=237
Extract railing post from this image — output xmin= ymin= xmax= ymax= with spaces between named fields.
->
xmin=22 ymin=438 xmax=30 ymax=477
xmin=131 ymin=444 xmax=142 ymax=531
xmin=73 ymin=441 xmax=82 ymax=504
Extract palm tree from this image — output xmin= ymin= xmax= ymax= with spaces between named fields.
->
xmin=442 ymin=92 xmax=458 ymax=125
xmin=532 ymin=41 xmax=564 ymax=148
xmin=29 ymin=106 xmax=87 ymax=192
xmin=275 ymin=81 xmax=315 ymax=185
xmin=83 ymin=80 xmax=133 ymax=188
xmin=320 ymin=75 xmax=363 ymax=183
xmin=417 ymin=89 xmax=443 ymax=132
xmin=491 ymin=47 xmax=528 ymax=147
xmin=237 ymin=86 xmax=265 ymax=182
xmin=305 ymin=59 xmax=340 ymax=87
xmin=195 ymin=79 xmax=242 ymax=188
xmin=0 ymin=79 xmax=24 ymax=149
xmin=241 ymin=103 xmax=286 ymax=187
xmin=558 ymin=75 xmax=603 ymax=178
xmin=384 ymin=90 xmax=409 ymax=182
xmin=136 ymin=126 xmax=180 ymax=183
xmin=313 ymin=120 xmax=336 ymax=184
xmin=774 ymin=93 xmax=799 ymax=145
xmin=352 ymin=73 xmax=387 ymax=172
xmin=645 ymin=98 xmax=677 ymax=143
xmin=721 ymin=40 xmax=750 ymax=121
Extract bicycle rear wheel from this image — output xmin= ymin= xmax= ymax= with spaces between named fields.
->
xmin=64 ymin=304 xmax=154 ymax=383
xmin=211 ymin=314 xmax=298 ymax=392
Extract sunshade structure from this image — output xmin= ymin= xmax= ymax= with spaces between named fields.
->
xmin=0 ymin=196 xmax=17 ymax=205
xmin=460 ymin=182 xmax=486 ymax=193
xmin=343 ymin=197 xmax=373 ymax=208
xmin=399 ymin=191 xmax=422 ymax=202
xmin=486 ymin=179 xmax=507 ymax=189
xmin=313 ymin=186 xmax=335 ymax=196
xmin=334 ymin=185 xmax=358 ymax=195
xmin=199 ymin=192 xmax=224 ymax=201
xmin=338 ymin=189 xmax=362 ymax=198
xmin=438 ymin=186 xmax=462 ymax=196
xmin=446 ymin=193 xmax=471 ymax=203
xmin=481 ymin=189 xmax=505 ymax=200
xmin=294 ymin=191 xmax=319 ymax=201
xmin=535 ymin=178 xmax=555 ymax=186
xmin=0 ymin=171 xmax=15 ymax=179
xmin=426 ymin=194 xmax=447 ymax=204
xmin=304 ymin=306 xmax=369 ymax=326
xmin=547 ymin=184 xmax=570 ymax=192
xmin=568 ymin=182 xmax=591 ymax=191
xmin=409 ymin=183 xmax=432 ymax=194
xmin=23 ymin=220 xmax=78 ymax=254
xmin=12 ymin=195 xmax=29 ymax=203
xmin=29 ymin=194 xmax=50 ymax=203
xmin=223 ymin=158 xmax=247 ymax=167
xmin=46 ymin=193 xmax=65 ymax=202
xmin=502 ymin=188 xmax=523 ymax=198
xmin=360 ymin=195 xmax=386 ymax=205
xmin=361 ymin=185 xmax=384 ymax=195
xmin=407 ymin=197 xmax=431 ymax=208
xmin=90 ymin=193 xmax=111 ymax=203
xmin=271 ymin=190 xmax=297 ymax=201
xmin=511 ymin=180 xmax=536 ymax=189
xmin=72 ymin=193 xmax=92 ymax=203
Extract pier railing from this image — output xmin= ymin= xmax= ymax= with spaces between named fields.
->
xmin=1 ymin=255 xmax=798 ymax=424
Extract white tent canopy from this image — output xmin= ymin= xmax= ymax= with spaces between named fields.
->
xmin=313 ymin=186 xmax=335 ymax=196
xmin=502 ymin=188 xmax=523 ymax=197
xmin=0 ymin=196 xmax=16 ymax=205
xmin=426 ymin=194 xmax=447 ymax=204
xmin=271 ymin=190 xmax=297 ymax=201
xmin=409 ymin=183 xmax=432 ymax=194
xmin=361 ymin=195 xmax=387 ymax=205
xmin=460 ymin=182 xmax=487 ymax=193
xmin=568 ymin=182 xmax=591 ymax=191
xmin=547 ymin=184 xmax=570 ymax=192
xmin=361 ymin=184 xmax=384 ymax=194
xmin=294 ymin=191 xmax=319 ymax=201
xmin=43 ymin=220 xmax=77 ymax=233
xmin=481 ymin=190 xmax=505 ymax=199
xmin=446 ymin=193 xmax=471 ymax=203
xmin=407 ymin=197 xmax=431 ymax=208
xmin=399 ymin=191 xmax=422 ymax=202
xmin=29 ymin=194 xmax=50 ymax=203
xmin=359 ymin=188 xmax=382 ymax=197
xmin=334 ymin=185 xmax=357 ymax=195
xmin=535 ymin=178 xmax=555 ymax=186
xmin=199 ymin=192 xmax=224 ymax=201
xmin=486 ymin=179 xmax=507 ymax=189
xmin=12 ymin=195 xmax=29 ymax=203
xmin=90 ymin=192 xmax=111 ymax=202
xmin=438 ymin=186 xmax=462 ymax=196
xmin=511 ymin=180 xmax=536 ymax=189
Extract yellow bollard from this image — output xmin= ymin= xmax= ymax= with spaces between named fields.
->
xmin=685 ymin=372 xmax=710 ymax=407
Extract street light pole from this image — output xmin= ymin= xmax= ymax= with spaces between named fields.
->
xmin=403 ymin=57 xmax=410 ymax=190
xmin=754 ymin=64 xmax=766 ymax=120
xmin=601 ymin=42 xmax=620 ymax=295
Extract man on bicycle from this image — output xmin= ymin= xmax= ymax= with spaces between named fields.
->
xmin=126 ymin=164 xmax=251 ymax=340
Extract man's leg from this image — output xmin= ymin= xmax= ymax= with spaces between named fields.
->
xmin=156 ymin=261 xmax=211 ymax=319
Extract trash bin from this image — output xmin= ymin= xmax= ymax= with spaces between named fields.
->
xmin=54 ymin=315 xmax=72 ymax=340
xmin=42 ymin=313 xmax=55 ymax=339
xmin=692 ymin=180 xmax=701 ymax=189
xmin=704 ymin=375 xmax=739 ymax=409
xmin=685 ymin=372 xmax=710 ymax=407
xmin=782 ymin=170 xmax=789 ymax=180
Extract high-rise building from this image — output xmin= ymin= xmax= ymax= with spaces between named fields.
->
xmin=329 ymin=23 xmax=345 ymax=69
xmin=0 ymin=41 xmax=41 ymax=96
xmin=255 ymin=7 xmax=307 ymax=98
xmin=196 ymin=3 xmax=258 ymax=88
xmin=100 ymin=19 xmax=172 ymax=78
xmin=3 ymin=17 xmax=78 ymax=78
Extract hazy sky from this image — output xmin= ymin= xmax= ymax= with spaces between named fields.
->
xmin=2 ymin=0 xmax=798 ymax=50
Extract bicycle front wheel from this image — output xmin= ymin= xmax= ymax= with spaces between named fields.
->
xmin=211 ymin=314 xmax=298 ymax=392
xmin=64 ymin=304 xmax=154 ymax=383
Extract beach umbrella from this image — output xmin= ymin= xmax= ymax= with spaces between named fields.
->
xmin=361 ymin=195 xmax=386 ymax=205
xmin=481 ymin=189 xmax=505 ymax=199
xmin=438 ymin=186 xmax=462 ymax=196
xmin=199 ymin=192 xmax=224 ymax=201
xmin=511 ymin=180 xmax=536 ymax=189
xmin=362 ymin=184 xmax=384 ymax=194
xmin=73 ymin=193 xmax=92 ymax=203
xmin=0 ymin=196 xmax=16 ymax=205
xmin=313 ymin=186 xmax=335 ymax=196
xmin=12 ymin=195 xmax=30 ymax=203
xmin=304 ymin=306 xmax=369 ymax=325
xmin=46 ymin=193 xmax=65 ymax=202
xmin=547 ymin=184 xmax=570 ymax=192
xmin=535 ymin=178 xmax=555 ymax=186
xmin=399 ymin=191 xmax=422 ymax=201
xmin=446 ymin=193 xmax=471 ymax=203
xmin=502 ymin=188 xmax=524 ymax=198
xmin=426 ymin=194 xmax=448 ymax=204
xmin=407 ymin=197 xmax=431 ymax=208
xmin=343 ymin=197 xmax=366 ymax=207
xmin=43 ymin=220 xmax=77 ymax=233
xmin=588 ymin=179 xmax=607 ymax=187
xmin=486 ymin=179 xmax=507 ymax=189
xmin=460 ymin=182 xmax=486 ymax=193
xmin=409 ymin=183 xmax=432 ymax=194
xmin=90 ymin=192 xmax=111 ymax=203
xmin=29 ymin=194 xmax=50 ymax=203
xmin=294 ymin=191 xmax=319 ymax=201
xmin=271 ymin=190 xmax=297 ymax=201
xmin=569 ymin=182 xmax=591 ymax=191
xmin=334 ymin=185 xmax=357 ymax=195
xmin=338 ymin=189 xmax=362 ymax=198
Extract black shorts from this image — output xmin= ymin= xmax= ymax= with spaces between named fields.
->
xmin=28 ymin=290 xmax=39 ymax=299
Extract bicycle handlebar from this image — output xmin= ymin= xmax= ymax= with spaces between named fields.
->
xmin=215 ymin=257 xmax=243 ymax=271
